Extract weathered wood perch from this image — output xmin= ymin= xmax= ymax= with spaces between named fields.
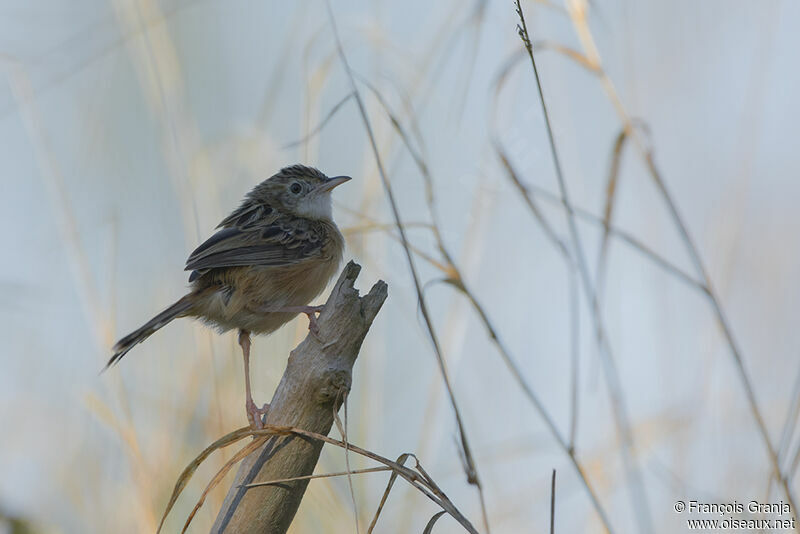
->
xmin=211 ymin=261 xmax=387 ymax=534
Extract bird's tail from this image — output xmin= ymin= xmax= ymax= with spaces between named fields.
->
xmin=103 ymin=296 xmax=193 ymax=371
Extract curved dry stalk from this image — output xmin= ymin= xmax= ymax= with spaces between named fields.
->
xmin=161 ymin=425 xmax=479 ymax=534
xmin=515 ymin=2 xmax=653 ymax=531
xmin=332 ymin=393 xmax=360 ymax=533
xmin=323 ymin=3 xmax=489 ymax=531
xmin=549 ymin=469 xmax=556 ymax=534
xmin=181 ymin=439 xmax=264 ymax=533
xmin=424 ymin=511 xmax=449 ymax=533
xmin=448 ymin=0 xmax=488 ymax=122
xmin=158 ymin=427 xmax=255 ymax=533
xmin=368 ymin=453 xmax=415 ymax=533
xmin=283 ymin=91 xmax=354 ymax=149
xmin=595 ymin=129 xmax=628 ymax=296
xmin=534 ymin=40 xmax=598 ymax=72
xmin=594 ymin=120 xmax=653 ymax=301
xmin=244 ymin=466 xmax=391 ymax=488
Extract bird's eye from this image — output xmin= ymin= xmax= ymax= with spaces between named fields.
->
xmin=290 ymin=182 xmax=302 ymax=195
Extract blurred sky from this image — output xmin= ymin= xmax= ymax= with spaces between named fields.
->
xmin=1 ymin=0 xmax=799 ymax=533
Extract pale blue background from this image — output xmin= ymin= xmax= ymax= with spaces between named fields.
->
xmin=1 ymin=1 xmax=798 ymax=532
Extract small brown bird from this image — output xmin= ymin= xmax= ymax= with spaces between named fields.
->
xmin=105 ymin=164 xmax=350 ymax=428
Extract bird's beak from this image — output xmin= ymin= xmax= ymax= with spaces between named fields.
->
xmin=315 ymin=175 xmax=351 ymax=193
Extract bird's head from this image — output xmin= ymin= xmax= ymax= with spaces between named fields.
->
xmin=251 ymin=164 xmax=351 ymax=220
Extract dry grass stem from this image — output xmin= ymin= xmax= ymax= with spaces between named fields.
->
xmin=324 ymin=2 xmax=490 ymax=531
xmin=515 ymin=1 xmax=652 ymax=530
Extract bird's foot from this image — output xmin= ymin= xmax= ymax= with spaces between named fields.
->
xmin=246 ymin=398 xmax=270 ymax=430
xmin=301 ymin=305 xmax=324 ymax=336
xmin=271 ymin=305 xmax=324 ymax=335
xmin=258 ymin=304 xmax=325 ymax=337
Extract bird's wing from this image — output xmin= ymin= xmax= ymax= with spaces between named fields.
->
xmin=185 ymin=217 xmax=323 ymax=275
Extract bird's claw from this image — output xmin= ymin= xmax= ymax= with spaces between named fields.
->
xmin=303 ymin=306 xmax=324 ymax=338
xmin=246 ymin=398 xmax=270 ymax=430
xmin=307 ymin=313 xmax=320 ymax=336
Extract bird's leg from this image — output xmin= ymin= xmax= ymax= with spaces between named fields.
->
xmin=238 ymin=329 xmax=269 ymax=430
